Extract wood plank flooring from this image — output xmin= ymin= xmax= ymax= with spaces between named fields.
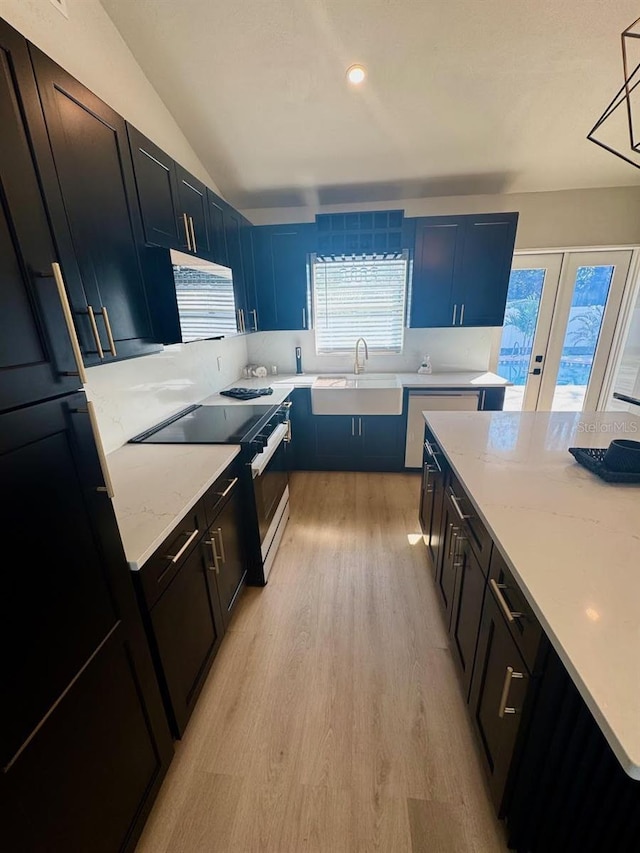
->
xmin=135 ymin=471 xmax=509 ymax=853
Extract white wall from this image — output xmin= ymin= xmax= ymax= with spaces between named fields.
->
xmin=242 ymin=186 xmax=640 ymax=250
xmin=2 ymin=0 xmax=220 ymax=191
xmin=247 ymin=327 xmax=496 ymax=376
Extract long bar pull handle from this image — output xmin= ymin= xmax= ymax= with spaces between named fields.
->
xmin=217 ymin=477 xmax=238 ymax=498
xmin=449 ymin=488 xmax=471 ymax=521
xmin=51 ymin=262 xmax=88 ymax=384
xmin=215 ymin=528 xmax=226 ymax=563
xmin=240 ymin=309 xmax=246 ymax=333
xmin=86 ymin=400 xmax=115 ymax=498
xmin=99 ymin=306 xmax=117 ymax=356
xmin=351 ymin=417 xmax=355 ymax=436
xmin=489 ymin=579 xmax=524 ymax=623
xmin=167 ymin=529 xmax=200 ymax=563
xmin=459 ymin=303 xmax=465 ymax=325
xmin=189 ymin=216 xmax=197 ymax=254
xmin=183 ymin=213 xmax=192 ymax=251
xmin=358 ymin=417 xmax=362 ymax=437
xmin=498 ymin=666 xmax=525 ymax=717
xmin=452 ymin=304 xmax=457 ymax=326
xmin=251 ymin=309 xmax=258 ymax=331
xmin=87 ymin=305 xmax=104 ymax=359
xmin=236 ymin=308 xmax=243 ymax=332
xmin=302 ymin=308 xmax=307 ymax=329
xmin=205 ymin=535 xmax=221 ymax=573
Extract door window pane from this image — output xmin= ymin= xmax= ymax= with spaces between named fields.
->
xmin=550 ymin=266 xmax=614 ymax=411
xmin=497 ymin=268 xmax=545 ymax=411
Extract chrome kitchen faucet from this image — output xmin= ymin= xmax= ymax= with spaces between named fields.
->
xmin=353 ymin=337 xmax=368 ymax=374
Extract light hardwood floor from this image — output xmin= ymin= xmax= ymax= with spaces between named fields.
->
xmin=135 ymin=471 xmax=509 ymax=853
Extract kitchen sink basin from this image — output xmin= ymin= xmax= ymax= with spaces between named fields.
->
xmin=311 ymin=374 xmax=403 ymax=415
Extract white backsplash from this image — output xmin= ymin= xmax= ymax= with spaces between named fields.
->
xmin=247 ymin=327 xmax=499 ymax=376
xmin=85 ymin=336 xmax=249 ymax=453
xmin=86 ymin=327 xmax=499 ymax=454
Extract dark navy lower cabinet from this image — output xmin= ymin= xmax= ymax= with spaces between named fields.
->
xmin=313 ymin=414 xmax=404 ymax=472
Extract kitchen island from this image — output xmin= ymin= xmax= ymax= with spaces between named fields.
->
xmin=420 ymin=409 xmax=640 ymax=850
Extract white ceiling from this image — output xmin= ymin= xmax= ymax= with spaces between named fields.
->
xmin=100 ymin=0 xmax=640 ymax=210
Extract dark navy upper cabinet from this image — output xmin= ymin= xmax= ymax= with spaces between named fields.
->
xmin=126 ymin=124 xmax=182 ymax=250
xmin=410 ymin=216 xmax=466 ymax=328
xmin=206 ymin=189 xmax=230 ymax=267
xmin=28 ymin=47 xmax=161 ymax=365
xmin=410 ymin=212 xmax=518 ymax=328
xmin=455 ymin=214 xmax=519 ymax=327
xmin=175 ymin=164 xmax=210 ymax=257
xmin=252 ymin=223 xmax=316 ymax=331
xmin=0 ymin=23 xmax=80 ymax=413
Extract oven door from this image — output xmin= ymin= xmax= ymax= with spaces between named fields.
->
xmin=251 ymin=423 xmax=289 ymax=548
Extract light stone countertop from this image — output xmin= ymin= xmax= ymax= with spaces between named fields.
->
xmin=107 ymin=443 xmax=241 ymax=571
xmin=204 ymin=370 xmax=511 ymax=394
xmin=422 ymin=409 xmax=640 ymax=779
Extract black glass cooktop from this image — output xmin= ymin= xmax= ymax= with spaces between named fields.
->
xmin=129 ymin=403 xmax=277 ymax=445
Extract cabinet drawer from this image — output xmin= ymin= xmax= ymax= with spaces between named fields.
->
xmin=447 ymin=473 xmax=493 ymax=575
xmin=138 ymin=502 xmax=205 ymax=609
xmin=488 ymin=548 xmax=543 ymax=674
xmin=201 ymin=461 xmax=242 ymax=526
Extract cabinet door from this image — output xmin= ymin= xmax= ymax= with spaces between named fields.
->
xmin=240 ymin=222 xmax=259 ymax=331
xmin=468 ymin=586 xmax=530 ymax=813
xmin=0 ymin=393 xmax=173 ymax=850
xmin=359 ymin=415 xmax=404 ymax=471
xmin=208 ymin=485 xmax=247 ymax=627
xmin=450 ymin=535 xmax=486 ymax=700
xmin=252 ymin=223 xmax=315 ymax=330
xmin=175 ymin=164 xmax=210 ymax=256
xmin=205 ymin=188 xmax=229 ymax=267
xmin=437 ymin=496 xmax=459 ymax=628
xmin=150 ymin=539 xmax=224 ymax=737
xmin=455 ymin=213 xmax=518 ymax=327
xmin=314 ymin=415 xmax=357 ymax=469
xmin=289 ymin=388 xmax=316 ymax=470
xmin=29 ymin=47 xmax=160 ymax=364
xmin=127 ymin=123 xmax=181 ymax=249
xmin=419 ymin=456 xmax=435 ymax=543
xmin=0 ymin=24 xmax=80 ymax=412
xmin=223 ymin=203 xmax=248 ymax=330
xmin=410 ymin=216 xmax=465 ymax=328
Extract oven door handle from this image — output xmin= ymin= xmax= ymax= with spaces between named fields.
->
xmin=251 ymin=422 xmax=288 ymax=479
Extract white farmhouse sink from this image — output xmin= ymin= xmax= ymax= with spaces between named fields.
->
xmin=311 ymin=374 xmax=403 ymax=415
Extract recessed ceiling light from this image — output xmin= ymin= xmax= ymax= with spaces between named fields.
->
xmin=346 ymin=65 xmax=366 ymax=85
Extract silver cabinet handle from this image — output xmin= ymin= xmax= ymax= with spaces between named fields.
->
xmin=449 ymin=488 xmax=471 ymax=521
xmin=189 ymin=216 xmax=197 ymax=254
xmin=98 ymin=306 xmax=117 ymax=356
xmin=448 ymin=524 xmax=458 ymax=559
xmin=251 ymin=308 xmax=258 ymax=331
xmin=86 ymin=400 xmax=115 ymax=498
xmin=489 ymin=578 xmax=524 ymax=623
xmin=351 ymin=417 xmax=355 ymax=436
xmin=498 ymin=665 xmax=525 ymax=717
xmin=302 ymin=308 xmax=306 ymax=329
xmin=51 ymin=262 xmax=88 ymax=384
xmin=240 ymin=308 xmax=246 ymax=333
xmin=459 ymin=303 xmax=465 ymax=325
xmin=236 ymin=308 xmax=243 ymax=332
xmin=167 ymin=528 xmax=200 ymax=563
xmin=205 ymin=535 xmax=220 ymax=574
xmin=217 ymin=477 xmax=238 ymax=498
xmin=215 ymin=527 xmax=226 ymax=563
xmin=183 ymin=213 xmax=192 ymax=251
xmin=452 ymin=304 xmax=457 ymax=326
xmin=86 ymin=305 xmax=104 ymax=359
xmin=358 ymin=417 xmax=362 ymax=437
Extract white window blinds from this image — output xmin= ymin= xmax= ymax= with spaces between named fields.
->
xmin=312 ymin=252 xmax=408 ymax=353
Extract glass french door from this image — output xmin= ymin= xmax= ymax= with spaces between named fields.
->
xmin=497 ymin=250 xmax=633 ymax=412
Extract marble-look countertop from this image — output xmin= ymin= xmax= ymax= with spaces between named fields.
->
xmin=203 ymin=370 xmax=511 ymax=396
xmin=107 ymin=443 xmax=240 ymax=570
xmin=422 ymin=409 xmax=640 ymax=779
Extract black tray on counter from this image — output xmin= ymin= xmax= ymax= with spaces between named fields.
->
xmin=568 ymin=447 xmax=640 ymax=483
